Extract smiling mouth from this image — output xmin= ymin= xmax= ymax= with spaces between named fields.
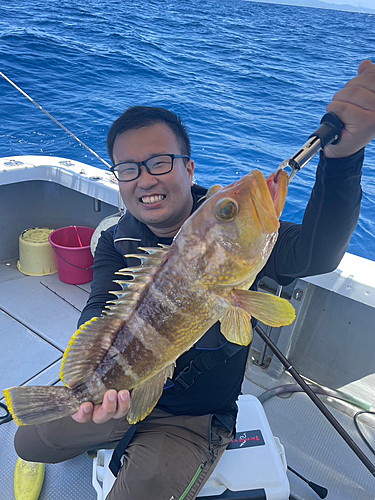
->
xmin=140 ymin=195 xmax=166 ymax=205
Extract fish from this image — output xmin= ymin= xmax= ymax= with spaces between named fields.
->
xmin=3 ymin=169 xmax=295 ymax=426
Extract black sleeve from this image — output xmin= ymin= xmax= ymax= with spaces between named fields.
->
xmin=260 ymin=149 xmax=364 ymax=286
xmin=78 ymin=228 xmax=125 ymax=327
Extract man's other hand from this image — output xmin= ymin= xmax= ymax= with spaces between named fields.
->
xmin=325 ymin=60 xmax=375 ymax=159
xmin=72 ymin=390 xmax=130 ymax=424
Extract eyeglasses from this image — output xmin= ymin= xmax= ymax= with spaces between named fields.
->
xmin=111 ymin=154 xmax=190 ymax=182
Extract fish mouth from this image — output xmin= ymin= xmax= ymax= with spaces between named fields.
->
xmin=266 ymin=170 xmax=289 ymax=219
xmin=139 ymin=194 xmax=166 ymax=205
xmin=234 ymin=169 xmax=288 ymax=234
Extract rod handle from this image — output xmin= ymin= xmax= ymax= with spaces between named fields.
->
xmin=309 ymin=112 xmax=344 ymax=149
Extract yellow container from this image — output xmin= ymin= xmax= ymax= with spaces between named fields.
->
xmin=17 ymin=227 xmax=58 ymax=276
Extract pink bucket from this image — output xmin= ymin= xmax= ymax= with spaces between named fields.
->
xmin=48 ymin=226 xmax=95 ymax=284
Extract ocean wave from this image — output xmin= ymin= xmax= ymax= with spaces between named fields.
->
xmin=1 ymin=0 xmax=374 ymax=259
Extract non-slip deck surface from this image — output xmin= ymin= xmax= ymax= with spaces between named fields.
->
xmin=1 ymin=261 xmax=375 ymax=499
xmin=0 ymin=261 xmax=95 ymax=499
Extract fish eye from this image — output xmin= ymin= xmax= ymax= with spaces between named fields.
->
xmin=215 ymin=198 xmax=238 ymax=222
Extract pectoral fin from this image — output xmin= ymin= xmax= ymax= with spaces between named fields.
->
xmin=220 ymin=289 xmax=296 ymax=346
xmin=127 ymin=363 xmax=175 ymax=424
xmin=220 ymin=307 xmax=253 ymax=346
xmin=233 ymin=289 xmax=296 ymax=327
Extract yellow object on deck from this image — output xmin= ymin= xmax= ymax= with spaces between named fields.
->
xmin=14 ymin=458 xmax=45 ymax=500
xmin=17 ymin=227 xmax=58 ymax=276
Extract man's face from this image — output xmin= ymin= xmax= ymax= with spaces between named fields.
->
xmin=113 ymin=123 xmax=195 ymax=237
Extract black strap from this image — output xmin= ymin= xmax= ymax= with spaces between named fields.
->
xmin=172 ymin=342 xmax=243 ymax=392
xmin=109 ymin=423 xmax=138 ymax=477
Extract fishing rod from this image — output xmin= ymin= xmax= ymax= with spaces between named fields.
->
xmin=0 ymin=71 xmax=112 ymax=170
xmin=255 ymin=324 xmax=375 ymax=477
xmin=1 ymin=71 xmax=126 ymax=225
xmin=260 ymin=112 xmax=375 ymax=478
xmin=274 ymin=111 xmax=343 ymax=181
xmin=203 ymin=110 xmax=374 ymax=493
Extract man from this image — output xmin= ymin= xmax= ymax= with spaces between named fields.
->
xmin=15 ymin=60 xmax=375 ymax=499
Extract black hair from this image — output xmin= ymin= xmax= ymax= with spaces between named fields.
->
xmin=107 ymin=106 xmax=191 ymax=164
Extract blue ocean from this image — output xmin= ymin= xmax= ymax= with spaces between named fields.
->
xmin=1 ymin=0 xmax=374 ymax=260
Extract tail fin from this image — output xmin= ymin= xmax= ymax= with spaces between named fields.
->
xmin=3 ymin=386 xmax=79 ymax=426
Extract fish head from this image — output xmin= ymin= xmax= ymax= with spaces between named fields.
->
xmin=178 ymin=169 xmax=289 ymax=288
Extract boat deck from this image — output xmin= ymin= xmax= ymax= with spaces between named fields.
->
xmin=0 ymin=260 xmax=96 ymax=499
xmin=1 ymin=260 xmax=375 ymax=499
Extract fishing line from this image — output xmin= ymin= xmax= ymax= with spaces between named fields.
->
xmin=0 ymin=71 xmax=112 ymax=169
xmin=255 ymin=324 xmax=375 ymax=477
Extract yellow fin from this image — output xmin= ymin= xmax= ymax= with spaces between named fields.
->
xmin=3 ymin=389 xmax=23 ymax=426
xmin=60 ymin=315 xmax=123 ymax=388
xmin=233 ymin=289 xmax=296 ymax=327
xmin=61 ymin=247 xmax=170 ymax=389
xmin=127 ymin=364 xmax=175 ymax=424
xmin=4 ymin=385 xmax=75 ymax=426
xmin=220 ymin=307 xmax=253 ymax=346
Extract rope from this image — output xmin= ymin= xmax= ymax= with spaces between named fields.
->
xmin=0 ymin=71 xmax=112 ymax=169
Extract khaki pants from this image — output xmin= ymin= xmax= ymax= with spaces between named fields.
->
xmin=15 ymin=409 xmax=233 ymax=500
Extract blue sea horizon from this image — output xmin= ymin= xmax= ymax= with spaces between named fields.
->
xmin=1 ymin=0 xmax=374 ymax=260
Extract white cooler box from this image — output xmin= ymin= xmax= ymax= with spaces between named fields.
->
xmin=92 ymin=395 xmax=290 ymax=500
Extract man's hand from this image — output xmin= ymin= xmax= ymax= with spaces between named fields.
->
xmin=72 ymin=390 xmax=130 ymax=424
xmin=324 ymin=60 xmax=375 ymax=159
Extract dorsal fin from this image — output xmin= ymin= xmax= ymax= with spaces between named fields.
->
xmin=124 ymin=244 xmax=170 ymax=267
xmin=59 ymin=245 xmax=170 ymax=389
xmin=105 ymin=246 xmax=170 ymax=318
xmin=138 ymin=244 xmax=170 ymax=253
xmin=60 ymin=315 xmax=123 ymax=388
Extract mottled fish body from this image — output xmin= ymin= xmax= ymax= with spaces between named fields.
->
xmin=4 ymin=169 xmax=295 ymax=425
